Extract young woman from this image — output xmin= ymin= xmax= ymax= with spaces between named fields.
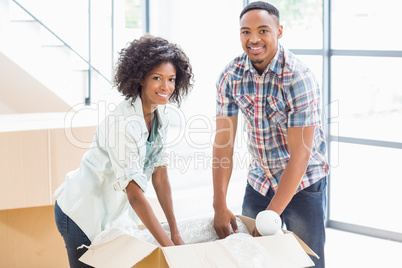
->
xmin=54 ymin=34 xmax=193 ymax=267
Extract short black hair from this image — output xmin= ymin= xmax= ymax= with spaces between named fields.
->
xmin=114 ymin=34 xmax=194 ymax=107
xmin=240 ymin=1 xmax=280 ymax=23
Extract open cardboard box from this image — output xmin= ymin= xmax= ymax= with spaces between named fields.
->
xmin=79 ymin=215 xmax=318 ymax=267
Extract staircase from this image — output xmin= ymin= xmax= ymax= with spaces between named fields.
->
xmin=0 ymin=0 xmax=123 ymax=114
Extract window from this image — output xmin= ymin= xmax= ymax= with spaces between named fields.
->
xmin=332 ymin=0 xmax=402 ymax=50
xmin=330 ymin=142 xmax=402 ymax=233
xmin=328 ymin=0 xmax=402 ymax=241
xmin=331 ymin=56 xmax=402 ymax=143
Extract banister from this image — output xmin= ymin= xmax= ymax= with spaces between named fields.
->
xmin=11 ymin=0 xmax=113 ymax=105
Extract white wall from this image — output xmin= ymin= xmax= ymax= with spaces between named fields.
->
xmin=0 ymin=52 xmax=72 ymax=114
xmin=0 ymin=99 xmax=15 ymax=114
xmin=149 ymin=0 xmax=244 ymax=126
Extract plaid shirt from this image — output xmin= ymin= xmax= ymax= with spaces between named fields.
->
xmin=216 ymin=44 xmax=329 ymax=195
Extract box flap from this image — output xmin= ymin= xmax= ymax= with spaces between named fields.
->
xmin=236 ymin=214 xmax=256 ymax=234
xmin=161 ymin=242 xmax=240 ymax=268
xmin=254 ymin=234 xmax=315 ymax=267
xmin=79 ymin=234 xmax=158 ymax=268
xmin=238 ymin=215 xmax=318 ymax=259
xmin=133 ymin=247 xmax=169 ymax=268
xmin=290 ymin=232 xmax=320 ymax=259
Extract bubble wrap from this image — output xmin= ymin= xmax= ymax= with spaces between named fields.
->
xmin=217 ymin=233 xmax=272 ymax=267
xmin=90 ymin=214 xmax=271 ymax=267
xmin=91 ymin=213 xmax=249 ymax=247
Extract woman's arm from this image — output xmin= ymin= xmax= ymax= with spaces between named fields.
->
xmin=126 ymin=180 xmax=175 ymax=247
xmin=152 ymin=166 xmax=184 ymax=245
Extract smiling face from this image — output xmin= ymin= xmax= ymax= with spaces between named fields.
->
xmin=240 ymin=9 xmax=283 ymax=74
xmin=140 ymin=62 xmax=176 ymax=111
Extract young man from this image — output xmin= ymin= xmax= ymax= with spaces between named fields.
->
xmin=212 ymin=2 xmax=329 ymax=267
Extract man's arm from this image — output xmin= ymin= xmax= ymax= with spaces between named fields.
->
xmin=126 ymin=180 xmax=175 ymax=246
xmin=266 ymin=126 xmax=315 ymax=215
xmin=212 ymin=115 xmax=239 ymax=239
xmin=152 ymin=166 xmax=184 ymax=245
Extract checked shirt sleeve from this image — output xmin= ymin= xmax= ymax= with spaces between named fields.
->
xmin=216 ymin=72 xmax=239 ymax=117
xmin=286 ymin=70 xmax=322 ymax=127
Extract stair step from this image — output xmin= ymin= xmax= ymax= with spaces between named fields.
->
xmin=8 ymin=0 xmax=34 ymax=22
xmin=7 ymin=20 xmax=41 ymax=46
xmin=39 ymin=26 xmax=65 ymax=47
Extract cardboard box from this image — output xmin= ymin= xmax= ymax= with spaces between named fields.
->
xmin=80 ymin=215 xmax=318 ymax=267
xmin=0 ymin=205 xmax=69 ymax=268
xmin=0 ymin=112 xmax=97 ymax=210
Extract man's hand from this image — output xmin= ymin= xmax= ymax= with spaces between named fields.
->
xmin=251 ymin=227 xmax=261 ymax=237
xmin=213 ymin=208 xmax=239 ymax=239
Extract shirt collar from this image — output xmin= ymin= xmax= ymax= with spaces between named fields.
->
xmin=244 ymin=43 xmax=283 ymax=76
xmin=154 ymin=106 xmax=167 ymax=129
xmin=266 ymin=44 xmax=282 ymax=75
xmin=130 ymin=97 xmax=148 ymax=135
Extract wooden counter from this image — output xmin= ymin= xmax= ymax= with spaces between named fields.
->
xmin=0 ymin=113 xmax=98 ymax=267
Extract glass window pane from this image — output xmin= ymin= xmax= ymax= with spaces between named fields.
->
xmin=329 ymin=142 xmax=402 ymax=233
xmin=116 ymin=0 xmax=144 ymax=49
xmin=125 ymin=0 xmax=142 ymax=29
xmin=332 ymin=0 xmax=402 ymax=50
xmin=249 ymin=0 xmax=323 ymax=49
xmin=331 ymin=56 xmax=402 ymax=143
xmin=123 ymin=0 xmax=144 ymax=39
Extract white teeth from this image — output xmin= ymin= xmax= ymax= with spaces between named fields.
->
xmin=250 ymin=47 xmax=262 ymax=50
xmin=157 ymin=93 xmax=168 ymax=97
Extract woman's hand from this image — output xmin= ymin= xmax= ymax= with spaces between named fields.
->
xmin=171 ymin=232 xmax=185 ymax=246
xmin=152 ymin=167 xmax=184 ymax=246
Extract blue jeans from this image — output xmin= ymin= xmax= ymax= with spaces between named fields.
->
xmin=54 ymin=202 xmax=93 ymax=268
xmin=242 ymin=177 xmax=327 ymax=268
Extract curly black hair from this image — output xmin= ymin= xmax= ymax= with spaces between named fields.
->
xmin=114 ymin=34 xmax=194 ymax=107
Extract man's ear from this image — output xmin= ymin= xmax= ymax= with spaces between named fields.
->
xmin=277 ymin=25 xmax=283 ymax=39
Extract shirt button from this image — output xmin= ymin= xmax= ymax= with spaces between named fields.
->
xmin=124 ymin=164 xmax=127 ymax=168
